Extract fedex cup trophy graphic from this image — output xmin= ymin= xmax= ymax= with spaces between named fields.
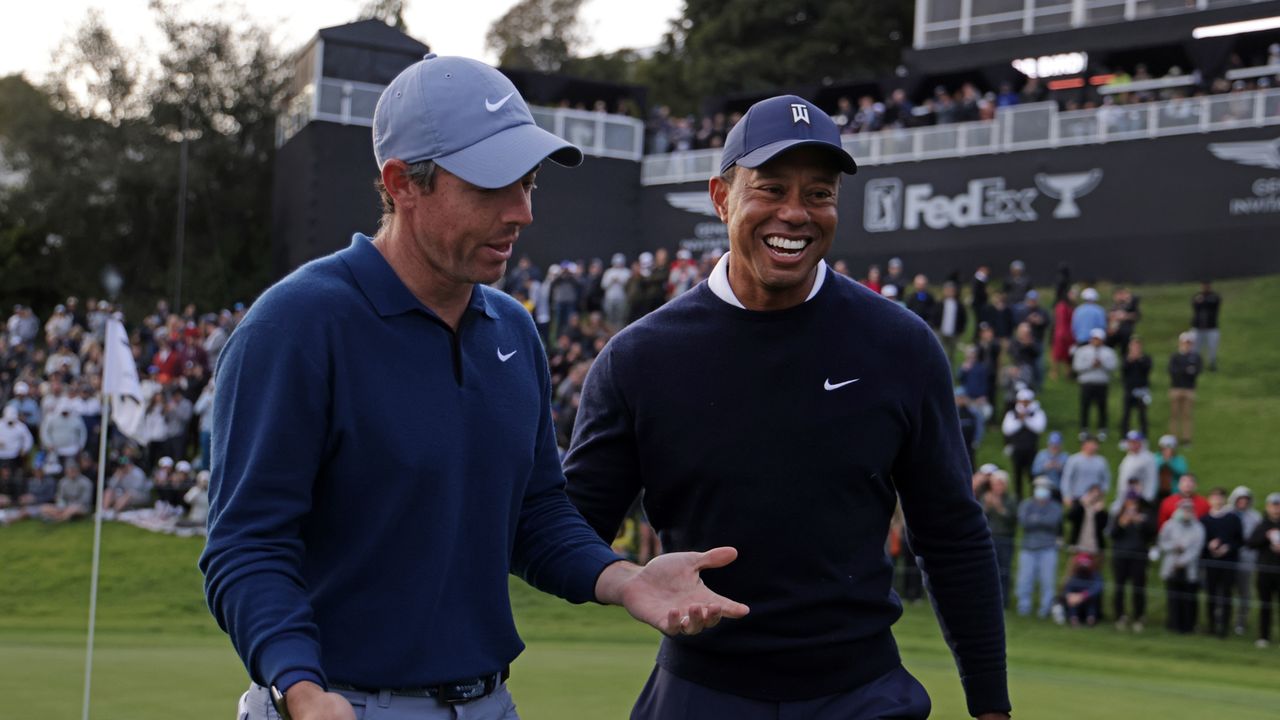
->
xmin=1034 ymin=169 xmax=1104 ymax=219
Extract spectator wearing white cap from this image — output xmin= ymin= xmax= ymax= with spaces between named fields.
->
xmin=1072 ymin=328 xmax=1117 ymax=440
xmin=44 ymin=304 xmax=73 ymax=346
xmin=180 ymin=469 xmax=211 ymax=527
xmin=1001 ymin=388 xmax=1045 ymax=499
xmin=1071 ymin=287 xmax=1106 ymax=345
xmin=1167 ymin=331 xmax=1202 ymax=445
xmin=667 ymin=248 xmax=701 ymax=299
xmin=6 ymin=305 xmax=39 ymax=348
xmin=601 ymin=253 xmax=632 ymax=330
xmin=880 ymin=283 xmax=905 ymax=308
xmin=884 ymin=256 xmax=906 ymax=296
xmin=1116 ymin=431 xmax=1158 ymax=503
xmin=4 ymin=381 xmax=41 ymax=432
xmin=1231 ymin=486 xmax=1262 ymax=635
xmin=0 ymin=405 xmax=34 ymax=475
xmin=627 ymin=250 xmax=667 ymax=321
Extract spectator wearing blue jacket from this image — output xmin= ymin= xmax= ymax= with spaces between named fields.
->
xmin=1071 ymin=287 xmax=1107 ymax=345
xmin=1016 ymin=477 xmax=1063 ymax=617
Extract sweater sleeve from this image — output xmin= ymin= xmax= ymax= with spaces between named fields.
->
xmin=509 ymin=345 xmax=621 ymax=604
xmin=892 ymin=328 xmax=1009 ymax=717
xmin=563 ymin=344 xmax=645 ymax=546
xmin=198 ymin=321 xmax=330 ymax=688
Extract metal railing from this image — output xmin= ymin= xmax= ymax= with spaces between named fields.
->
xmin=640 ymin=88 xmax=1280 ymax=185
xmin=915 ymin=0 xmax=1260 ymax=49
xmin=275 ymin=77 xmax=647 ymax=162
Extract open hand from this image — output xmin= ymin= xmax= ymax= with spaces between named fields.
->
xmin=596 ymin=547 xmax=750 ymax=636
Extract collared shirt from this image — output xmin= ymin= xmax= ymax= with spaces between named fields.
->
xmin=707 ymin=252 xmax=827 ymax=309
xmin=201 ymin=234 xmax=617 ymax=693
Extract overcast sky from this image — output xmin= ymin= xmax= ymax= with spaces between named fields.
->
xmin=0 ymin=0 xmax=683 ymax=82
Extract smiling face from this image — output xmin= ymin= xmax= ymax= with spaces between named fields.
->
xmin=710 ymin=146 xmax=841 ymax=311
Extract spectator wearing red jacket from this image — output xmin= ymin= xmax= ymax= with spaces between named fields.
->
xmin=1158 ymin=473 xmax=1210 ymax=529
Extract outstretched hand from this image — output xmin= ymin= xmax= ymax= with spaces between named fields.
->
xmin=595 ymin=547 xmax=749 ymax=636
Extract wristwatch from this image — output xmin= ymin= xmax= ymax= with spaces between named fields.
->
xmin=270 ymin=684 xmax=293 ymax=720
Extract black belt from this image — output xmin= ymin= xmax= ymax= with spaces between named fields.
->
xmin=331 ymin=667 xmax=509 ymax=704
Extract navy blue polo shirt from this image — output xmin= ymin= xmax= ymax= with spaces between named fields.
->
xmin=200 ymin=234 xmax=619 ymax=691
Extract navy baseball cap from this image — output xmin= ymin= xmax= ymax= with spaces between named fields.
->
xmin=373 ymin=54 xmax=583 ymax=189
xmin=719 ymin=95 xmax=857 ymax=176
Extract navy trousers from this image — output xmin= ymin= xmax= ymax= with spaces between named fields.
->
xmin=631 ymin=664 xmax=931 ymax=720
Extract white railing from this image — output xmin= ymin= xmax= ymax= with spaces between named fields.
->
xmin=275 ymin=77 xmax=647 ymax=162
xmin=915 ymin=0 xmax=1259 ymax=50
xmin=640 ymin=88 xmax=1280 ymax=185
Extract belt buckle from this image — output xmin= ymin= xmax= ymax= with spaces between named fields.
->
xmin=440 ymin=677 xmax=489 ymax=704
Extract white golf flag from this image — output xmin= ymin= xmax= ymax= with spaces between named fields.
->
xmin=103 ymin=317 xmax=145 ymax=441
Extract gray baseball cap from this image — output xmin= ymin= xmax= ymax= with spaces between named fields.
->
xmin=372 ymin=54 xmax=583 ymax=189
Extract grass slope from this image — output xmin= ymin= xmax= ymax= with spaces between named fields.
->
xmin=2 ymin=275 xmax=1278 ymax=719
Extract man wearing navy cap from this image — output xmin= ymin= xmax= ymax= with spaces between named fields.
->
xmin=201 ymin=55 xmax=746 ymax=720
xmin=566 ymin=95 xmax=1010 ymax=719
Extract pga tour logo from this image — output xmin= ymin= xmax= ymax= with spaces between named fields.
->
xmin=863 ymin=170 xmax=1103 ymax=232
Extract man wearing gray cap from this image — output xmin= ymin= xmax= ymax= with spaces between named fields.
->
xmin=566 ymin=95 xmax=1009 ymax=719
xmin=201 ymin=55 xmax=746 ymax=720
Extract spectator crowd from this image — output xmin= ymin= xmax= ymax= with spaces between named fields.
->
xmin=1 ymin=248 xmax=1275 ymax=650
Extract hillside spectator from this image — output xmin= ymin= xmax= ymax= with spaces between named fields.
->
xmin=1014 ymin=290 xmax=1050 ymax=348
xmin=1158 ymin=473 xmax=1210 ymax=529
xmin=905 ymin=274 xmax=935 ymax=324
xmin=1003 ymin=259 xmax=1031 ymax=305
xmin=1017 ymin=476 xmax=1063 ymax=618
xmin=667 ymin=249 xmax=700 ymax=298
xmin=970 ymin=265 xmax=991 ymax=332
xmin=1073 ymin=328 xmax=1118 ymax=440
xmin=933 ymin=280 xmax=967 ymax=362
xmin=102 ymin=455 xmax=151 ymax=516
xmin=1057 ymin=553 xmax=1104 ymax=627
xmin=1108 ymin=287 xmax=1141 ymax=354
xmin=18 ymin=464 xmax=56 ymax=515
xmin=194 ymin=379 xmax=215 ymax=471
xmin=1161 ymin=498 xmax=1206 ymax=634
xmin=1067 ymin=485 xmax=1109 ymax=558
xmin=0 ymin=405 xmax=33 ymax=474
xmin=1119 ymin=337 xmax=1152 ymax=438
xmin=1154 ymin=435 xmax=1189 ymax=502
xmin=1050 ymin=287 xmax=1076 ymax=381
xmin=578 ymin=258 xmax=605 ymax=316
xmin=600 ymin=253 xmax=631 ymax=330
xmin=980 ymin=470 xmax=1017 ymax=606
xmin=1191 ymin=281 xmax=1221 ymax=371
xmin=883 ymin=256 xmax=906 ymax=296
xmin=1202 ymin=487 xmax=1245 ymax=638
xmin=1108 ymin=490 xmax=1156 ymax=631
xmin=40 ymin=406 xmax=86 ymax=467
xmin=1008 ymin=322 xmax=1042 ymax=390
xmin=39 ymin=463 xmax=93 ymax=523
xmin=180 ymin=470 xmax=210 ymax=527
xmin=140 ymin=395 xmax=170 ymax=472
xmin=861 ymin=264 xmax=882 ymax=294
xmin=1071 ymin=287 xmax=1106 ymax=345
xmin=880 ymin=284 xmax=904 ymax=308
xmin=1168 ymin=331 xmax=1201 ymax=445
xmin=626 ymin=251 xmax=666 ymax=322
xmin=1061 ymin=435 xmax=1110 ymax=508
xmin=549 ymin=262 xmax=582 ymax=340
xmin=7 ymin=305 xmax=40 ymax=347
xmin=1031 ymin=431 xmax=1069 ymax=499
xmin=0 ymin=465 xmax=20 ymax=511
xmin=954 ymin=388 xmax=982 ymax=468
xmin=43 ymin=304 xmax=74 ymax=346
xmin=45 ymin=343 xmax=81 ymax=380
xmin=1001 ymin=388 xmax=1045 ymax=499
xmin=533 ymin=263 xmax=556 ymax=339
xmin=957 ymin=346 xmax=992 ymax=421
xmin=5 ymin=381 xmax=40 ymax=431
xmin=980 ymin=292 xmax=1015 ymax=342
xmin=1232 ymin=486 xmax=1263 ymax=636
xmin=1247 ymin=493 xmax=1280 ymax=647
xmin=1117 ymin=431 xmax=1158 ymax=503
xmin=976 ymin=322 xmax=1003 ymax=412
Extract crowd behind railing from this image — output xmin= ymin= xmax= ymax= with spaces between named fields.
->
xmin=1 ymin=250 xmax=1276 ymax=646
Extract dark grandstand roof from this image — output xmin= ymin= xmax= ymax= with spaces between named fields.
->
xmin=317 ymin=19 xmax=430 ymax=55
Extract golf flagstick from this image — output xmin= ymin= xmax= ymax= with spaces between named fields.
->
xmin=82 ymin=392 xmax=111 ymax=720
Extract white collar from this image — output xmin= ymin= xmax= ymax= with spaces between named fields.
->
xmin=707 ymin=252 xmax=827 ymax=309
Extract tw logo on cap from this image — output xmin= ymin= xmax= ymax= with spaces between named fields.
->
xmin=790 ymin=103 xmax=810 ymax=125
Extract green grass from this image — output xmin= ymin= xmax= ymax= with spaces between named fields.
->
xmin=2 ymin=275 xmax=1279 ymax=718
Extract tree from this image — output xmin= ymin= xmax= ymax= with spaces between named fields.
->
xmin=359 ymin=0 xmax=409 ymax=32
xmin=485 ymin=0 xmax=586 ymax=73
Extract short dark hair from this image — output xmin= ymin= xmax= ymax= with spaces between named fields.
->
xmin=374 ymin=160 xmax=437 ymax=225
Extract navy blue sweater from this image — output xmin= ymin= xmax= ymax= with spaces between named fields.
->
xmin=565 ymin=271 xmax=1009 ymax=716
xmin=200 ymin=236 xmax=619 ymax=691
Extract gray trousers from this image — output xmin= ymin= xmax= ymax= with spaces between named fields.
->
xmin=239 ymin=682 xmax=519 ymax=720
xmin=1195 ymin=328 xmax=1220 ymax=367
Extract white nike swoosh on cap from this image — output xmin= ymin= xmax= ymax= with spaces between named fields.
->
xmin=485 ymin=92 xmax=514 ymax=112
xmin=498 ymin=348 xmax=517 ymax=362
xmin=824 ymin=378 xmax=859 ymax=391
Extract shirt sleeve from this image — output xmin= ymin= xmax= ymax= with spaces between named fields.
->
xmin=509 ymin=338 xmax=621 ymax=604
xmin=198 ymin=320 xmax=330 ymax=689
xmin=892 ymin=327 xmax=1009 ymax=717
